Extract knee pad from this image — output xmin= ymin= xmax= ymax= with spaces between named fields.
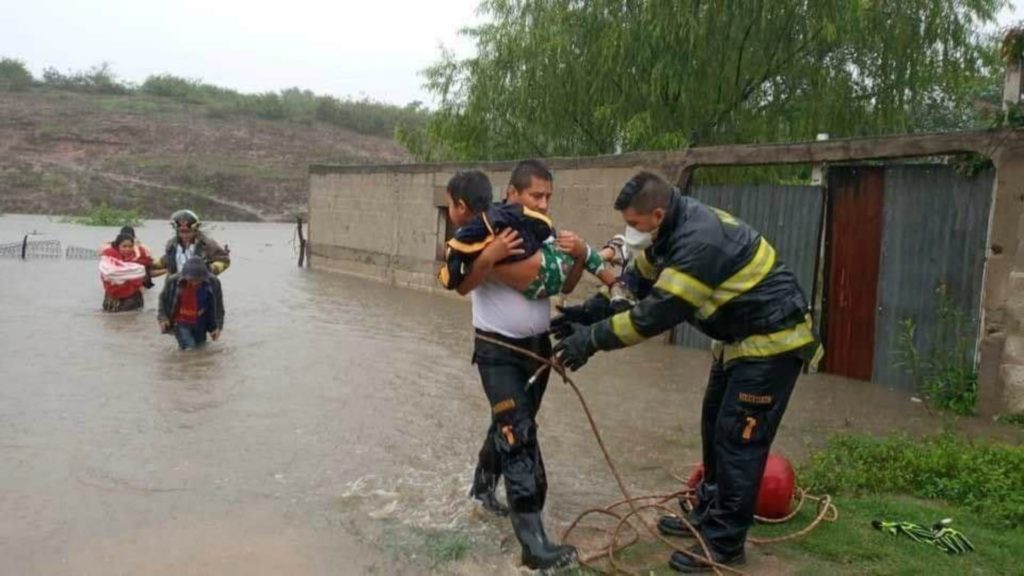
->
xmin=494 ymin=413 xmax=537 ymax=454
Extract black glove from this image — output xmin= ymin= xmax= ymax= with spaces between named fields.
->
xmin=553 ymin=322 xmax=598 ymax=371
xmin=552 ymin=293 xmax=613 ymax=338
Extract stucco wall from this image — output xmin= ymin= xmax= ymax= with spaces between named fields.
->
xmin=308 ymin=160 xmax=653 ymax=292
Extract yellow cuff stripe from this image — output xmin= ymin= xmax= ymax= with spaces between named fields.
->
xmin=611 ymin=311 xmax=646 ymax=346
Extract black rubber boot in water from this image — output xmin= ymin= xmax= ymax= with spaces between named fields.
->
xmin=668 ymin=543 xmax=746 ymax=573
xmin=469 ymin=469 xmax=509 ymax=517
xmin=510 ymin=511 xmax=578 ymax=570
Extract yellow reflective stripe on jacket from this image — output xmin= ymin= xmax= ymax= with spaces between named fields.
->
xmin=634 ymin=250 xmax=657 ymax=280
xmin=698 ymin=237 xmax=776 ymax=320
xmin=655 ymin=267 xmax=713 ymax=309
xmin=722 ymin=314 xmax=816 ymax=364
xmin=447 ymin=236 xmax=494 ymax=253
xmin=611 ymin=311 xmax=646 ymax=346
xmin=521 ymin=206 xmax=553 ymax=228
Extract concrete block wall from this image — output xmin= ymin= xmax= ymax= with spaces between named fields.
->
xmin=308 ymin=143 xmax=1024 ymax=414
xmin=308 ymin=159 xmax=654 ymax=293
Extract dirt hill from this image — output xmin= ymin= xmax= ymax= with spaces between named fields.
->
xmin=0 ymin=88 xmax=411 ymax=222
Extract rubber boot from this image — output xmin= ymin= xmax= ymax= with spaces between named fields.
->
xmin=657 ymin=511 xmax=700 ymax=538
xmin=668 ymin=543 xmax=746 ymax=573
xmin=510 ymin=511 xmax=578 ymax=570
xmin=469 ymin=469 xmax=509 ymax=517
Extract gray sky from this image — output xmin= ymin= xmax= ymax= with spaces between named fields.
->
xmin=2 ymin=0 xmax=1023 ymax=107
xmin=0 ymin=0 xmax=480 ymax=106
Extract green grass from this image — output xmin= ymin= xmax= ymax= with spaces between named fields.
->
xmin=566 ymin=497 xmax=1022 ymax=576
xmin=422 ymin=531 xmax=473 ymax=564
xmin=376 ymin=524 xmax=475 ymax=568
xmin=568 ymin=433 xmax=1024 ymax=575
xmin=103 ymin=155 xmax=298 ymax=182
xmin=801 ymin=433 xmax=1024 ymax=528
xmin=0 ymin=167 xmax=70 ymax=191
xmin=768 ymin=495 xmax=1023 ymax=576
xmin=66 ymin=205 xmax=142 ymax=227
xmin=997 ymin=413 xmax=1024 ymax=428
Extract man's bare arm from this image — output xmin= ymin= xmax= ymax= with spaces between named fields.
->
xmin=558 ymin=230 xmax=588 ymax=294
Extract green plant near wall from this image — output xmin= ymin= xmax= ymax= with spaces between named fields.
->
xmin=894 ymin=289 xmax=978 ymax=415
xmin=68 ymin=205 xmax=142 ymax=227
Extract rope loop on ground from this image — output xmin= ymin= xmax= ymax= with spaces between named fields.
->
xmin=473 ymin=333 xmax=836 ymax=575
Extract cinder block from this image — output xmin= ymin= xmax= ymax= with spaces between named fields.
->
xmin=1000 ymin=364 xmax=1024 ymax=414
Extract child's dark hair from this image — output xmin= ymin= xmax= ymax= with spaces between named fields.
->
xmin=446 ymin=170 xmax=493 ymax=213
xmin=111 ymin=232 xmax=135 ymax=249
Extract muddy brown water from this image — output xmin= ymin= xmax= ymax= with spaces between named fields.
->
xmin=1 ymin=215 xmax=1019 ymax=575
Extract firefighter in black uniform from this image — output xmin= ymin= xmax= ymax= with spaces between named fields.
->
xmin=553 ymin=171 xmax=821 ymax=573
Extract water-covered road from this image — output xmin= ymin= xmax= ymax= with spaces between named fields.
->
xmin=2 ymin=215 xmax=1011 ymax=575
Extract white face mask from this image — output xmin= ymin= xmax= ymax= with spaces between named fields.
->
xmin=623 ymin=225 xmax=653 ymax=251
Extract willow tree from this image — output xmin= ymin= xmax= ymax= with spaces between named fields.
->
xmin=402 ymin=0 xmax=1004 ymax=162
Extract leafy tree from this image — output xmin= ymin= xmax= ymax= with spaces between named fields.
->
xmin=0 ymin=57 xmax=34 ymax=91
xmin=406 ymin=0 xmax=1005 ymax=161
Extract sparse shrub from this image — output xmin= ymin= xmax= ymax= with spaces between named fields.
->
xmin=42 ymin=62 xmax=131 ymax=94
xmin=0 ymin=57 xmax=34 ymax=91
xmin=894 ymin=289 xmax=978 ymax=415
xmin=70 ymin=205 xmax=142 ymax=227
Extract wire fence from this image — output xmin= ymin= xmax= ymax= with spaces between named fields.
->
xmin=0 ymin=238 xmax=63 ymax=259
xmin=65 ymin=245 xmax=100 ymax=260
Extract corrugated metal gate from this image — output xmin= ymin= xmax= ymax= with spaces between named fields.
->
xmin=672 ymin=184 xmax=825 ymax=350
xmin=867 ymin=165 xmax=992 ymax=388
xmin=670 ymin=166 xmax=992 ymax=391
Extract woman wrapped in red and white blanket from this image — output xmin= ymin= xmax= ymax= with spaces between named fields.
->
xmin=99 ymin=231 xmax=154 ymax=312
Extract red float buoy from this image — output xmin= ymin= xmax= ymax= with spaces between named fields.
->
xmin=684 ymin=453 xmax=796 ymax=519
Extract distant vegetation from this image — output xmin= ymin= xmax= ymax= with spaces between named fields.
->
xmin=67 ymin=205 xmax=143 ymax=227
xmin=0 ymin=57 xmax=429 ymax=139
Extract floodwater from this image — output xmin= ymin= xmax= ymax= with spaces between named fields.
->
xmin=1 ymin=214 xmax=1020 ymax=575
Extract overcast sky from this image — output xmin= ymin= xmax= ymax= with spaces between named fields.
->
xmin=1 ymin=0 xmax=1023 ymax=107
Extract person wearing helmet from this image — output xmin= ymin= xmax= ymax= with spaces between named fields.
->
xmin=152 ymin=209 xmax=231 ymax=276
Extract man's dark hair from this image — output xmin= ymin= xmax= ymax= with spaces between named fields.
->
xmin=446 ymin=170 xmax=493 ymax=213
xmin=614 ymin=171 xmax=674 ymax=213
xmin=509 ymin=159 xmax=553 ymax=192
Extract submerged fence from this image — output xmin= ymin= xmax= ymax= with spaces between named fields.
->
xmin=0 ymin=237 xmax=63 ymax=259
xmin=0 ymin=236 xmax=105 ymax=261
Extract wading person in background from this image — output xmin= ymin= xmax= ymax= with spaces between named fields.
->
xmin=453 ymin=160 xmax=581 ymax=570
xmin=100 ymin=225 xmax=164 ymax=285
xmin=553 ymin=171 xmax=820 ymax=573
xmin=158 ymin=256 xmax=225 ymax=350
xmin=98 ymin=231 xmax=153 ymax=312
xmin=152 ymin=210 xmax=230 ymax=277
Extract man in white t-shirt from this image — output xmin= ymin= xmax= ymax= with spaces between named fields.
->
xmin=454 ymin=160 xmax=582 ymax=570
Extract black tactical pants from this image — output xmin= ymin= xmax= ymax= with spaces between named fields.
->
xmin=696 ymin=353 xmax=803 ymax=556
xmin=472 ymin=329 xmax=552 ymax=514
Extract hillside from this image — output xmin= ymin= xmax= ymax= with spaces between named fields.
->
xmin=0 ymin=88 xmax=412 ymax=221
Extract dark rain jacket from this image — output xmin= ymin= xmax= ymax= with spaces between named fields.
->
xmin=438 ymin=203 xmax=553 ymax=290
xmin=589 ymin=191 xmax=818 ymax=364
xmin=155 ymin=231 xmax=231 ymax=275
xmin=157 ymin=273 xmax=225 ymax=333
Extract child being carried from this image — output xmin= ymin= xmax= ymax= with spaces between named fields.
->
xmin=438 ymin=170 xmax=618 ymax=299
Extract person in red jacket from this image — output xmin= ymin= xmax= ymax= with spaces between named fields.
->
xmin=99 ymin=232 xmax=153 ymax=311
